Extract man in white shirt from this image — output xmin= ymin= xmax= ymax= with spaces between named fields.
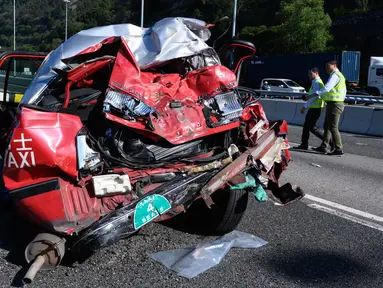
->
xmin=294 ymin=67 xmax=330 ymax=150
xmin=306 ymin=60 xmax=346 ymax=156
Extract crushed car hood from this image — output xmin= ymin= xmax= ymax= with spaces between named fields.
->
xmin=22 ymin=17 xmax=217 ymax=105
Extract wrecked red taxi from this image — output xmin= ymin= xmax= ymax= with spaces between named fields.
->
xmin=2 ymin=17 xmax=303 ymax=283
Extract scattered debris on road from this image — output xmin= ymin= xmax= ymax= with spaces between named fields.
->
xmin=310 ymin=163 xmax=322 ymax=168
xmin=149 ymin=231 xmax=267 ymax=278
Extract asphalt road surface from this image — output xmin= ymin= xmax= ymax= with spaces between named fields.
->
xmin=0 ymin=126 xmax=382 ymax=288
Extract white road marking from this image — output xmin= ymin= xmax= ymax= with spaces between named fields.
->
xmin=305 ymin=194 xmax=383 ymax=223
xmin=287 ymin=135 xmax=383 ymax=230
xmin=308 ymin=204 xmax=383 ymax=232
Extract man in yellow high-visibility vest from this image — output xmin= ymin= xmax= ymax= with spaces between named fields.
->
xmin=294 ymin=67 xmax=328 ymax=150
xmin=307 ymin=60 xmax=346 ymax=156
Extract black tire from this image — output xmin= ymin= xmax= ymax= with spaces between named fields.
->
xmin=213 ymin=189 xmax=249 ymax=234
xmin=168 ymin=188 xmax=249 ymax=235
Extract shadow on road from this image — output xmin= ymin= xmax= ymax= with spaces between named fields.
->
xmin=267 ymin=249 xmax=376 ymax=284
xmin=0 ymin=200 xmax=40 ymax=287
xmin=289 ymin=148 xmax=323 ymax=155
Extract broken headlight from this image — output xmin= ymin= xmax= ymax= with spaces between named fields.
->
xmin=203 ymin=90 xmax=243 ymax=127
xmin=76 ymin=129 xmax=102 ymax=176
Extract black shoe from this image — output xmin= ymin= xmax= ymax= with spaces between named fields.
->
xmin=312 ymin=146 xmax=327 ymax=153
xmin=327 ymin=150 xmax=344 ymax=156
xmin=294 ymin=144 xmax=308 ymax=150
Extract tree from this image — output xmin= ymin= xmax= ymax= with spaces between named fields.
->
xmin=275 ymin=0 xmax=332 ymax=54
xmin=75 ymin=0 xmax=117 ymax=28
xmin=0 ymin=0 xmax=379 ymax=55
xmin=356 ymin=0 xmax=369 ymax=11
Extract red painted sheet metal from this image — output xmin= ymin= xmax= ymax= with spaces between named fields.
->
xmin=2 ymin=107 xmax=83 ymax=189
xmin=106 ymin=112 xmax=240 ymax=145
xmin=0 ymin=53 xmax=46 ymax=67
xmin=109 ymin=45 xmax=237 ymax=106
xmin=60 ymin=178 xmax=132 ymax=223
xmin=201 ymin=129 xmax=277 ymax=196
xmin=102 ymin=38 xmax=239 ymax=144
xmin=279 ymin=120 xmax=291 ymax=162
xmin=11 ymin=177 xmax=134 ymax=235
xmin=14 ymin=186 xmax=66 ymax=225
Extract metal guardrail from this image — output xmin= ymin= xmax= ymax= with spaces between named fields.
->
xmin=253 ymin=90 xmax=383 ymax=105
xmin=345 ymin=95 xmax=383 ymax=104
xmin=1 ymin=87 xmax=383 ymax=106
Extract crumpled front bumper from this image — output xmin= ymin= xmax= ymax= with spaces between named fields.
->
xmin=200 ymin=128 xmax=304 ymax=208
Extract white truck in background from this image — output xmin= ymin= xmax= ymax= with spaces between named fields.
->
xmin=247 ymin=52 xmax=383 ymax=96
xmin=367 ymin=57 xmax=383 ymax=96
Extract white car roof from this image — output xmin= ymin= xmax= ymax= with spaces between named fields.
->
xmin=263 ymin=78 xmax=294 ymax=82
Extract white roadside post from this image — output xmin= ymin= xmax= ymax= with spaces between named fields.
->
xmin=141 ymin=0 xmax=144 ymax=28
xmin=13 ymin=0 xmax=16 ymax=75
xmin=64 ymin=0 xmax=70 ymax=41
xmin=13 ymin=0 xmax=16 ymax=50
xmin=232 ymin=0 xmax=238 ymax=38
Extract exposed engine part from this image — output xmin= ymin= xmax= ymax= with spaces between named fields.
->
xmin=149 ymin=173 xmax=177 ymax=183
xmin=104 ymin=129 xmax=205 ymax=166
xmin=135 ymin=173 xmax=177 ymax=185
xmin=23 ymin=233 xmax=66 ymax=285
xmin=134 ymin=172 xmax=177 ymax=197
xmin=181 ymin=156 xmax=233 ymax=174
xmin=145 ymin=141 xmax=204 ymax=161
xmin=92 ymin=174 xmax=132 ymax=197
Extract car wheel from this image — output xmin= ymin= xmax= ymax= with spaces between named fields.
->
xmin=168 ymin=188 xmax=249 ymax=235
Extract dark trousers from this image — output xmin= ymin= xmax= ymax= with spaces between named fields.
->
xmin=301 ymin=108 xmax=325 ymax=148
xmin=322 ymin=102 xmax=344 ymax=151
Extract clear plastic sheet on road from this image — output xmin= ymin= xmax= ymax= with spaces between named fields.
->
xmin=148 ymin=231 xmax=268 ymax=278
